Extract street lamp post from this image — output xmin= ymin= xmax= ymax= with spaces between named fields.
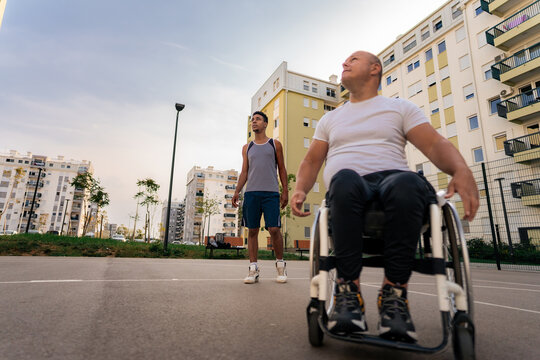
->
xmin=164 ymin=103 xmax=185 ymax=252
xmin=60 ymin=198 xmax=70 ymax=235
xmin=494 ymin=177 xmax=515 ymax=263
xmin=25 ymin=166 xmax=43 ymax=233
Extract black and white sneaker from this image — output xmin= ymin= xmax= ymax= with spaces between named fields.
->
xmin=327 ymin=281 xmax=368 ymax=335
xmin=377 ymin=284 xmax=418 ymax=343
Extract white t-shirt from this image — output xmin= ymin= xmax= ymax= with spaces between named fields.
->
xmin=313 ymin=95 xmax=429 ymax=188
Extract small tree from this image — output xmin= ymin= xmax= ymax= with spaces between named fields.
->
xmin=134 ymin=178 xmax=160 ymax=243
xmin=279 ymin=174 xmax=296 ymax=249
xmin=71 ymin=172 xmax=109 ymax=235
xmin=196 ymin=196 xmax=221 ymax=245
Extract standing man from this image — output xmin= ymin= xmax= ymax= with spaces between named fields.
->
xmin=232 ymin=111 xmax=289 ymax=284
xmin=291 ymin=51 xmax=479 ymax=342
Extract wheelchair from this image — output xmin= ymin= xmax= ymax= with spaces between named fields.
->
xmin=306 ymin=191 xmax=476 ymax=360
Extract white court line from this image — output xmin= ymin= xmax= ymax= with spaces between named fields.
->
xmin=360 ymin=283 xmax=540 ymax=315
xmin=385 ymin=282 xmax=540 ymax=293
xmin=0 ymin=277 xmax=311 ymax=285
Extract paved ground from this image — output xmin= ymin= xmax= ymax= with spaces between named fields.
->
xmin=0 ymin=257 xmax=538 ymax=360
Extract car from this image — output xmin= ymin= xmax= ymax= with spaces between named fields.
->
xmin=28 ymin=229 xmax=42 ymax=234
xmin=5 ymin=230 xmax=18 ymax=235
xmin=84 ymin=232 xmax=95 ymax=238
xmin=111 ymin=234 xmax=126 ymax=242
xmin=47 ymin=230 xmax=59 ymax=235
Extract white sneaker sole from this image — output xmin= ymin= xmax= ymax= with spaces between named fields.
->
xmin=276 ymin=276 xmax=287 ymax=283
xmin=244 ymin=277 xmax=259 ymax=284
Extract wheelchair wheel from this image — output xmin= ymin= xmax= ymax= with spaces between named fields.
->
xmin=307 ymin=300 xmax=324 ymax=347
xmin=452 ymin=312 xmax=475 ymax=360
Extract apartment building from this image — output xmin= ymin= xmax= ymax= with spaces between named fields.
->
xmin=249 ymin=62 xmax=340 ymax=249
xmin=374 ymin=0 xmax=539 ymax=240
xmin=160 ymin=200 xmax=185 ymax=242
xmin=0 ymin=150 xmax=93 ymax=235
xmin=183 ymin=166 xmax=239 ymax=244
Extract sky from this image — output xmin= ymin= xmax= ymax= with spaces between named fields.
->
xmin=0 ymin=0 xmax=449 ymax=228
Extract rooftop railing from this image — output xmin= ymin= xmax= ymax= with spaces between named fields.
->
xmin=504 ymin=131 xmax=540 ymax=156
xmin=491 ymin=42 xmax=540 ymax=80
xmin=511 ymin=178 xmax=540 ymax=198
xmin=485 ymin=1 xmax=540 ymax=45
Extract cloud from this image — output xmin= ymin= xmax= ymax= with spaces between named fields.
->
xmin=159 ymin=41 xmax=190 ymax=51
xmin=210 ymin=56 xmax=249 ymax=72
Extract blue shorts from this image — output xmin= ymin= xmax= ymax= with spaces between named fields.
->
xmin=242 ymin=191 xmax=281 ymax=229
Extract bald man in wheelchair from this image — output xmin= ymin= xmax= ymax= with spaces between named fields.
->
xmin=291 ymin=51 xmax=479 ymax=343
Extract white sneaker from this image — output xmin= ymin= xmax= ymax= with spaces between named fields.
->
xmin=276 ymin=261 xmax=287 ymax=283
xmin=244 ymin=265 xmax=259 ymax=284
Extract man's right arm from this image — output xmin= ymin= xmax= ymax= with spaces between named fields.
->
xmin=291 ymin=139 xmax=329 ymax=217
xmin=232 ymin=144 xmax=248 ymax=208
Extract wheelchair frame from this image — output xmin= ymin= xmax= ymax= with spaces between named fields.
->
xmin=307 ymin=191 xmax=475 ymax=359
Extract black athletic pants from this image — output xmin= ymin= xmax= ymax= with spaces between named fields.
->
xmin=327 ymin=169 xmax=432 ymax=284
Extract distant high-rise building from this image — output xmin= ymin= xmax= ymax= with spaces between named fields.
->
xmin=250 ymin=62 xmax=340 ymax=249
xmin=183 ymin=166 xmax=239 ymax=244
xmin=0 ymin=150 xmax=94 ymax=235
xmin=160 ymin=200 xmax=185 ymax=242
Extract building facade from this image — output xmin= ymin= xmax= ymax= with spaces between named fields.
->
xmin=183 ymin=166 xmax=239 ymax=244
xmin=0 ymin=150 xmax=94 ymax=235
xmin=160 ymin=200 xmax=185 ymax=242
xmin=249 ymin=62 xmax=340 ymax=249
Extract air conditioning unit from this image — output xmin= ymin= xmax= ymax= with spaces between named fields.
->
xmin=494 ymin=53 xmax=506 ymax=62
xmin=500 ymin=87 xmax=514 ymax=98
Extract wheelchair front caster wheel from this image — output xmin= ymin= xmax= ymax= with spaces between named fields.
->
xmin=307 ymin=306 xmax=324 ymax=347
xmin=452 ymin=312 xmax=475 ymax=360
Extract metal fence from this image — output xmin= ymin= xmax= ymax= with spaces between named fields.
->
xmin=424 ymin=157 xmax=540 ymax=271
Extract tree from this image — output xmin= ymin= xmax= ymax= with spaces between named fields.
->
xmin=134 ymin=178 xmax=160 ymax=243
xmin=279 ymin=173 xmax=296 ymax=249
xmin=71 ymin=172 xmax=110 ymax=236
xmin=196 ymin=196 xmax=221 ymax=245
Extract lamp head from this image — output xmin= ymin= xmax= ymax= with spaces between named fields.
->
xmin=175 ymin=103 xmax=185 ymax=112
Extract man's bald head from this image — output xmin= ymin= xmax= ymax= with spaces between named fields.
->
xmin=342 ymin=51 xmax=383 ymax=92
xmin=352 ymin=51 xmax=382 ymax=86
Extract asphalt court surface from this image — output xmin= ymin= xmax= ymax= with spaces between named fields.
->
xmin=0 ymin=257 xmax=538 ymax=359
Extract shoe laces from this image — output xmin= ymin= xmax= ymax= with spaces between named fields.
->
xmin=335 ymin=283 xmax=360 ymax=310
xmin=380 ymin=289 xmax=409 ymax=319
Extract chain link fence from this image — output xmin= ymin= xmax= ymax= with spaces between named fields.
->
xmin=424 ymin=157 xmax=540 ymax=271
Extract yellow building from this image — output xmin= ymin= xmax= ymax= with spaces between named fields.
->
xmin=0 ymin=0 xmax=6 ymax=29
xmin=249 ymin=62 xmax=339 ymax=250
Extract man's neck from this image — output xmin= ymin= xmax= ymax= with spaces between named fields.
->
xmin=347 ymin=84 xmax=378 ymax=103
xmin=253 ymin=132 xmax=269 ymax=144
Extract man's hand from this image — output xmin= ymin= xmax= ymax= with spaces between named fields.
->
xmin=232 ymin=193 xmax=240 ymax=208
xmin=280 ymin=191 xmax=288 ymax=209
xmin=291 ymin=190 xmax=310 ymax=217
xmin=446 ymin=167 xmax=479 ymax=221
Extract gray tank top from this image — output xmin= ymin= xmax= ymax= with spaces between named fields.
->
xmin=245 ymin=138 xmax=280 ymax=193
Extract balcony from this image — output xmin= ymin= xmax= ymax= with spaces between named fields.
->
xmin=485 ymin=1 xmax=540 ymax=50
xmin=223 ymin=213 xmax=235 ymax=218
xmin=195 ymin=191 xmax=204 ymax=197
xmin=225 ymin=185 xmax=236 ymax=190
xmin=497 ymin=86 xmax=540 ymax=122
xmin=511 ymin=178 xmax=540 ymax=206
xmin=224 ymin=194 xmax=233 ymax=199
xmin=491 ymin=42 xmax=540 ymax=85
xmin=31 ymin=160 xmax=45 ymax=167
xmin=504 ymin=131 xmax=540 ymax=162
xmin=227 ymin=175 xmax=238 ymax=181
xmin=481 ymin=0 xmax=520 ymax=16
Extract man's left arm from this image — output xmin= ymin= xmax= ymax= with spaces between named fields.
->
xmin=275 ymin=140 xmax=289 ymax=209
xmin=407 ymin=123 xmax=479 ymax=221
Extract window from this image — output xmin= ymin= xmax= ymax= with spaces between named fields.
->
xmin=463 ymin=84 xmax=475 ymax=100
xmin=407 ymin=58 xmax=420 ymax=73
xmin=421 ymin=25 xmax=430 ymax=41
xmin=304 ymin=203 xmax=310 ymax=212
xmin=473 ymin=147 xmax=484 ymax=162
xmin=311 ymin=100 xmax=318 ymax=109
xmin=440 ymin=66 xmax=449 ymax=80
xmin=452 ymin=4 xmax=463 ymax=19
xmin=489 ymin=97 xmax=501 ymax=114
xmin=456 ymin=26 xmax=466 ymax=43
xmin=434 ymin=19 xmax=443 ymax=32
xmin=313 ymin=182 xmax=320 ymax=193
xmin=403 ymin=36 xmax=417 ymax=53
xmin=494 ymin=133 xmax=507 ymax=151
xmin=425 ymin=48 xmax=433 ymax=61
xmin=459 ymin=54 xmax=470 ymax=71
xmin=446 ymin=123 xmax=457 ymax=138
xmin=6 ymin=158 xmax=14 ymax=163
xmin=303 ymin=98 xmax=309 ymax=107
xmin=427 ymin=73 xmax=436 ymax=86
xmin=407 ymin=81 xmax=422 ymax=98
xmin=303 ymin=81 xmax=309 ymax=91
xmin=430 ymin=100 xmax=439 ymax=114
xmin=303 ymin=118 xmax=309 ymax=127
xmin=312 ymin=119 xmax=318 ymax=128
xmin=304 ymin=227 xmax=310 ymax=238
xmin=312 ymin=83 xmax=318 ymax=93
xmin=483 ymin=63 xmax=493 ymax=80
xmin=443 ymin=94 xmax=453 ymax=109
xmin=383 ymin=53 xmax=395 ymax=67
xmin=468 ymin=115 xmax=479 ymax=130
xmin=386 ymin=76 xmax=392 ymax=85
xmin=475 ymin=5 xmax=484 ymax=16
xmin=304 ymin=138 xmax=310 ymax=148
xmin=477 ymin=32 xmax=487 ymax=48
xmin=326 ymin=88 xmax=336 ymax=97
xmin=274 ymin=118 xmax=279 ymax=128
xmin=438 ymin=41 xmax=446 ymax=54
xmin=324 ymin=104 xmax=335 ymax=112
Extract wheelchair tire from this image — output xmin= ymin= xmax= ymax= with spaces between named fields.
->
xmin=452 ymin=312 xmax=475 ymax=360
xmin=307 ymin=306 xmax=324 ymax=346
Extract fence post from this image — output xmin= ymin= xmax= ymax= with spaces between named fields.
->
xmin=482 ymin=162 xmax=501 ymax=270
xmin=494 ymin=177 xmax=516 ymax=264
